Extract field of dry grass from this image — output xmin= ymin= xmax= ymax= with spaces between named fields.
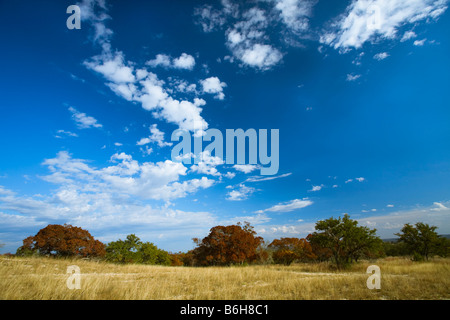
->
xmin=1 ymin=256 xmax=449 ymax=300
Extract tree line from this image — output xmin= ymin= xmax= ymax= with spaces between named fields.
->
xmin=14 ymin=214 xmax=450 ymax=269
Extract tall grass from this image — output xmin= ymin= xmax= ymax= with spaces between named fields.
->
xmin=1 ymin=256 xmax=448 ymax=300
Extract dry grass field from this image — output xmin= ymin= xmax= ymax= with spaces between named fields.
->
xmin=1 ymin=256 xmax=449 ymax=300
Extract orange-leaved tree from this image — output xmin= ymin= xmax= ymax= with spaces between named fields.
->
xmin=192 ymin=222 xmax=263 ymax=266
xmin=16 ymin=224 xmax=105 ymax=258
xmin=269 ymin=237 xmax=317 ymax=265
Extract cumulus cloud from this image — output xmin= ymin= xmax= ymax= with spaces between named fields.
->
xmin=233 ymin=164 xmax=259 ymax=174
xmin=0 ymin=182 xmax=217 ymax=253
xmin=190 ymin=151 xmax=224 ymax=177
xmin=77 ymin=0 xmax=113 ymax=47
xmin=85 ymin=51 xmax=135 ymax=83
xmin=309 ymin=184 xmax=323 ymax=192
xmin=79 ymin=2 xmax=218 ymax=134
xmin=146 ymin=53 xmax=196 ymax=70
xmin=320 ymin=0 xmax=448 ymax=50
xmin=200 ymin=77 xmax=227 ymax=100
xmin=145 ymin=54 xmax=172 ymax=68
xmin=84 ymin=49 xmax=209 ymax=133
xmin=373 ymin=52 xmax=389 ymax=60
xmin=239 ymin=44 xmax=283 ymax=70
xmin=273 ymin=0 xmax=316 ymax=34
xmin=136 ymin=124 xmax=173 ymax=148
xmin=41 ymin=151 xmax=214 ymax=201
xmin=194 ymin=0 xmax=317 ymax=70
xmin=226 ymin=184 xmax=255 ymax=201
xmin=401 ymin=30 xmax=417 ymax=42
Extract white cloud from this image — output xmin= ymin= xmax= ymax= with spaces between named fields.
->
xmin=145 ymin=54 xmax=172 ymax=68
xmin=273 ymin=0 xmax=315 ymax=34
xmin=41 ymin=151 xmax=215 ymax=202
xmin=85 ymin=50 xmax=209 ymax=133
xmin=239 ymin=44 xmax=283 ymax=70
xmin=373 ymin=52 xmax=389 ymax=60
xmin=414 ymin=38 xmax=427 ymax=46
xmin=193 ymin=4 xmax=227 ymax=33
xmin=85 ymin=51 xmax=135 ymax=83
xmin=400 ymin=30 xmax=417 ymax=42
xmin=80 ymin=5 xmax=213 ymax=134
xmin=224 ymin=172 xmax=236 ymax=179
xmin=233 ymin=164 xmax=259 ymax=174
xmin=146 ymin=53 xmax=196 ymax=70
xmin=173 ymin=53 xmax=196 ymax=70
xmin=257 ymin=222 xmax=317 ymax=237
xmin=226 ymin=184 xmax=255 ymax=201
xmin=245 ymin=172 xmax=292 ymax=183
xmin=77 ymin=0 xmax=113 ymax=47
xmin=195 ymin=3 xmax=292 ymax=70
xmin=431 ymin=202 xmax=448 ymax=211
xmin=136 ymin=124 xmax=173 ymax=148
xmin=309 ymin=184 xmax=323 ymax=192
xmin=222 ymin=213 xmax=271 ymax=226
xmin=357 ymin=201 xmax=450 ymax=238
xmin=346 ymin=74 xmax=361 ymax=81
xmin=345 ymin=177 xmax=365 ymax=183
xmin=200 ymin=77 xmax=227 ymax=100
xmin=55 ymin=130 xmax=79 ymax=138
xmin=321 ymin=0 xmax=448 ymax=50
xmin=190 ymin=151 xmax=224 ymax=177
xmin=255 ymin=198 xmax=313 ymax=213
xmin=0 ymin=183 xmax=217 ymax=253
xmin=68 ymin=106 xmax=102 ymax=129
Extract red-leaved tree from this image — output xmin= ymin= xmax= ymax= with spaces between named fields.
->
xmin=192 ymin=222 xmax=263 ymax=266
xmin=17 ymin=224 xmax=105 ymax=258
xmin=269 ymin=237 xmax=317 ymax=265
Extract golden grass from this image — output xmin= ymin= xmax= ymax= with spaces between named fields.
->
xmin=1 ymin=256 xmax=449 ymax=300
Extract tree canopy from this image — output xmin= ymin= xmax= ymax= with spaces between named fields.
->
xmin=309 ymin=214 xmax=383 ymax=269
xmin=395 ymin=222 xmax=449 ymax=260
xmin=192 ymin=222 xmax=263 ymax=266
xmin=105 ymin=234 xmax=171 ymax=265
xmin=268 ymin=237 xmax=316 ymax=265
xmin=16 ymin=224 xmax=105 ymax=258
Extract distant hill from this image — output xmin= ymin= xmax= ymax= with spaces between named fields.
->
xmin=382 ymin=234 xmax=450 ymax=243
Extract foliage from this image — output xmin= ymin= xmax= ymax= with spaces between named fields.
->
xmin=268 ymin=237 xmax=316 ymax=265
xmin=105 ymin=234 xmax=170 ymax=265
xmin=192 ymin=222 xmax=263 ymax=266
xmin=395 ymin=222 xmax=448 ymax=260
xmin=306 ymin=233 xmax=333 ymax=262
xmin=16 ymin=224 xmax=105 ymax=258
xmin=309 ymin=214 xmax=383 ymax=269
xmin=383 ymin=240 xmax=409 ymax=257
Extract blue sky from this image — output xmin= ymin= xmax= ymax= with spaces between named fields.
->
xmin=1 ymin=0 xmax=450 ymax=254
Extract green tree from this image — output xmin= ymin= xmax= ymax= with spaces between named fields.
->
xmin=309 ymin=214 xmax=383 ymax=269
xmin=105 ymin=234 xmax=170 ymax=265
xmin=395 ymin=222 xmax=446 ymax=261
